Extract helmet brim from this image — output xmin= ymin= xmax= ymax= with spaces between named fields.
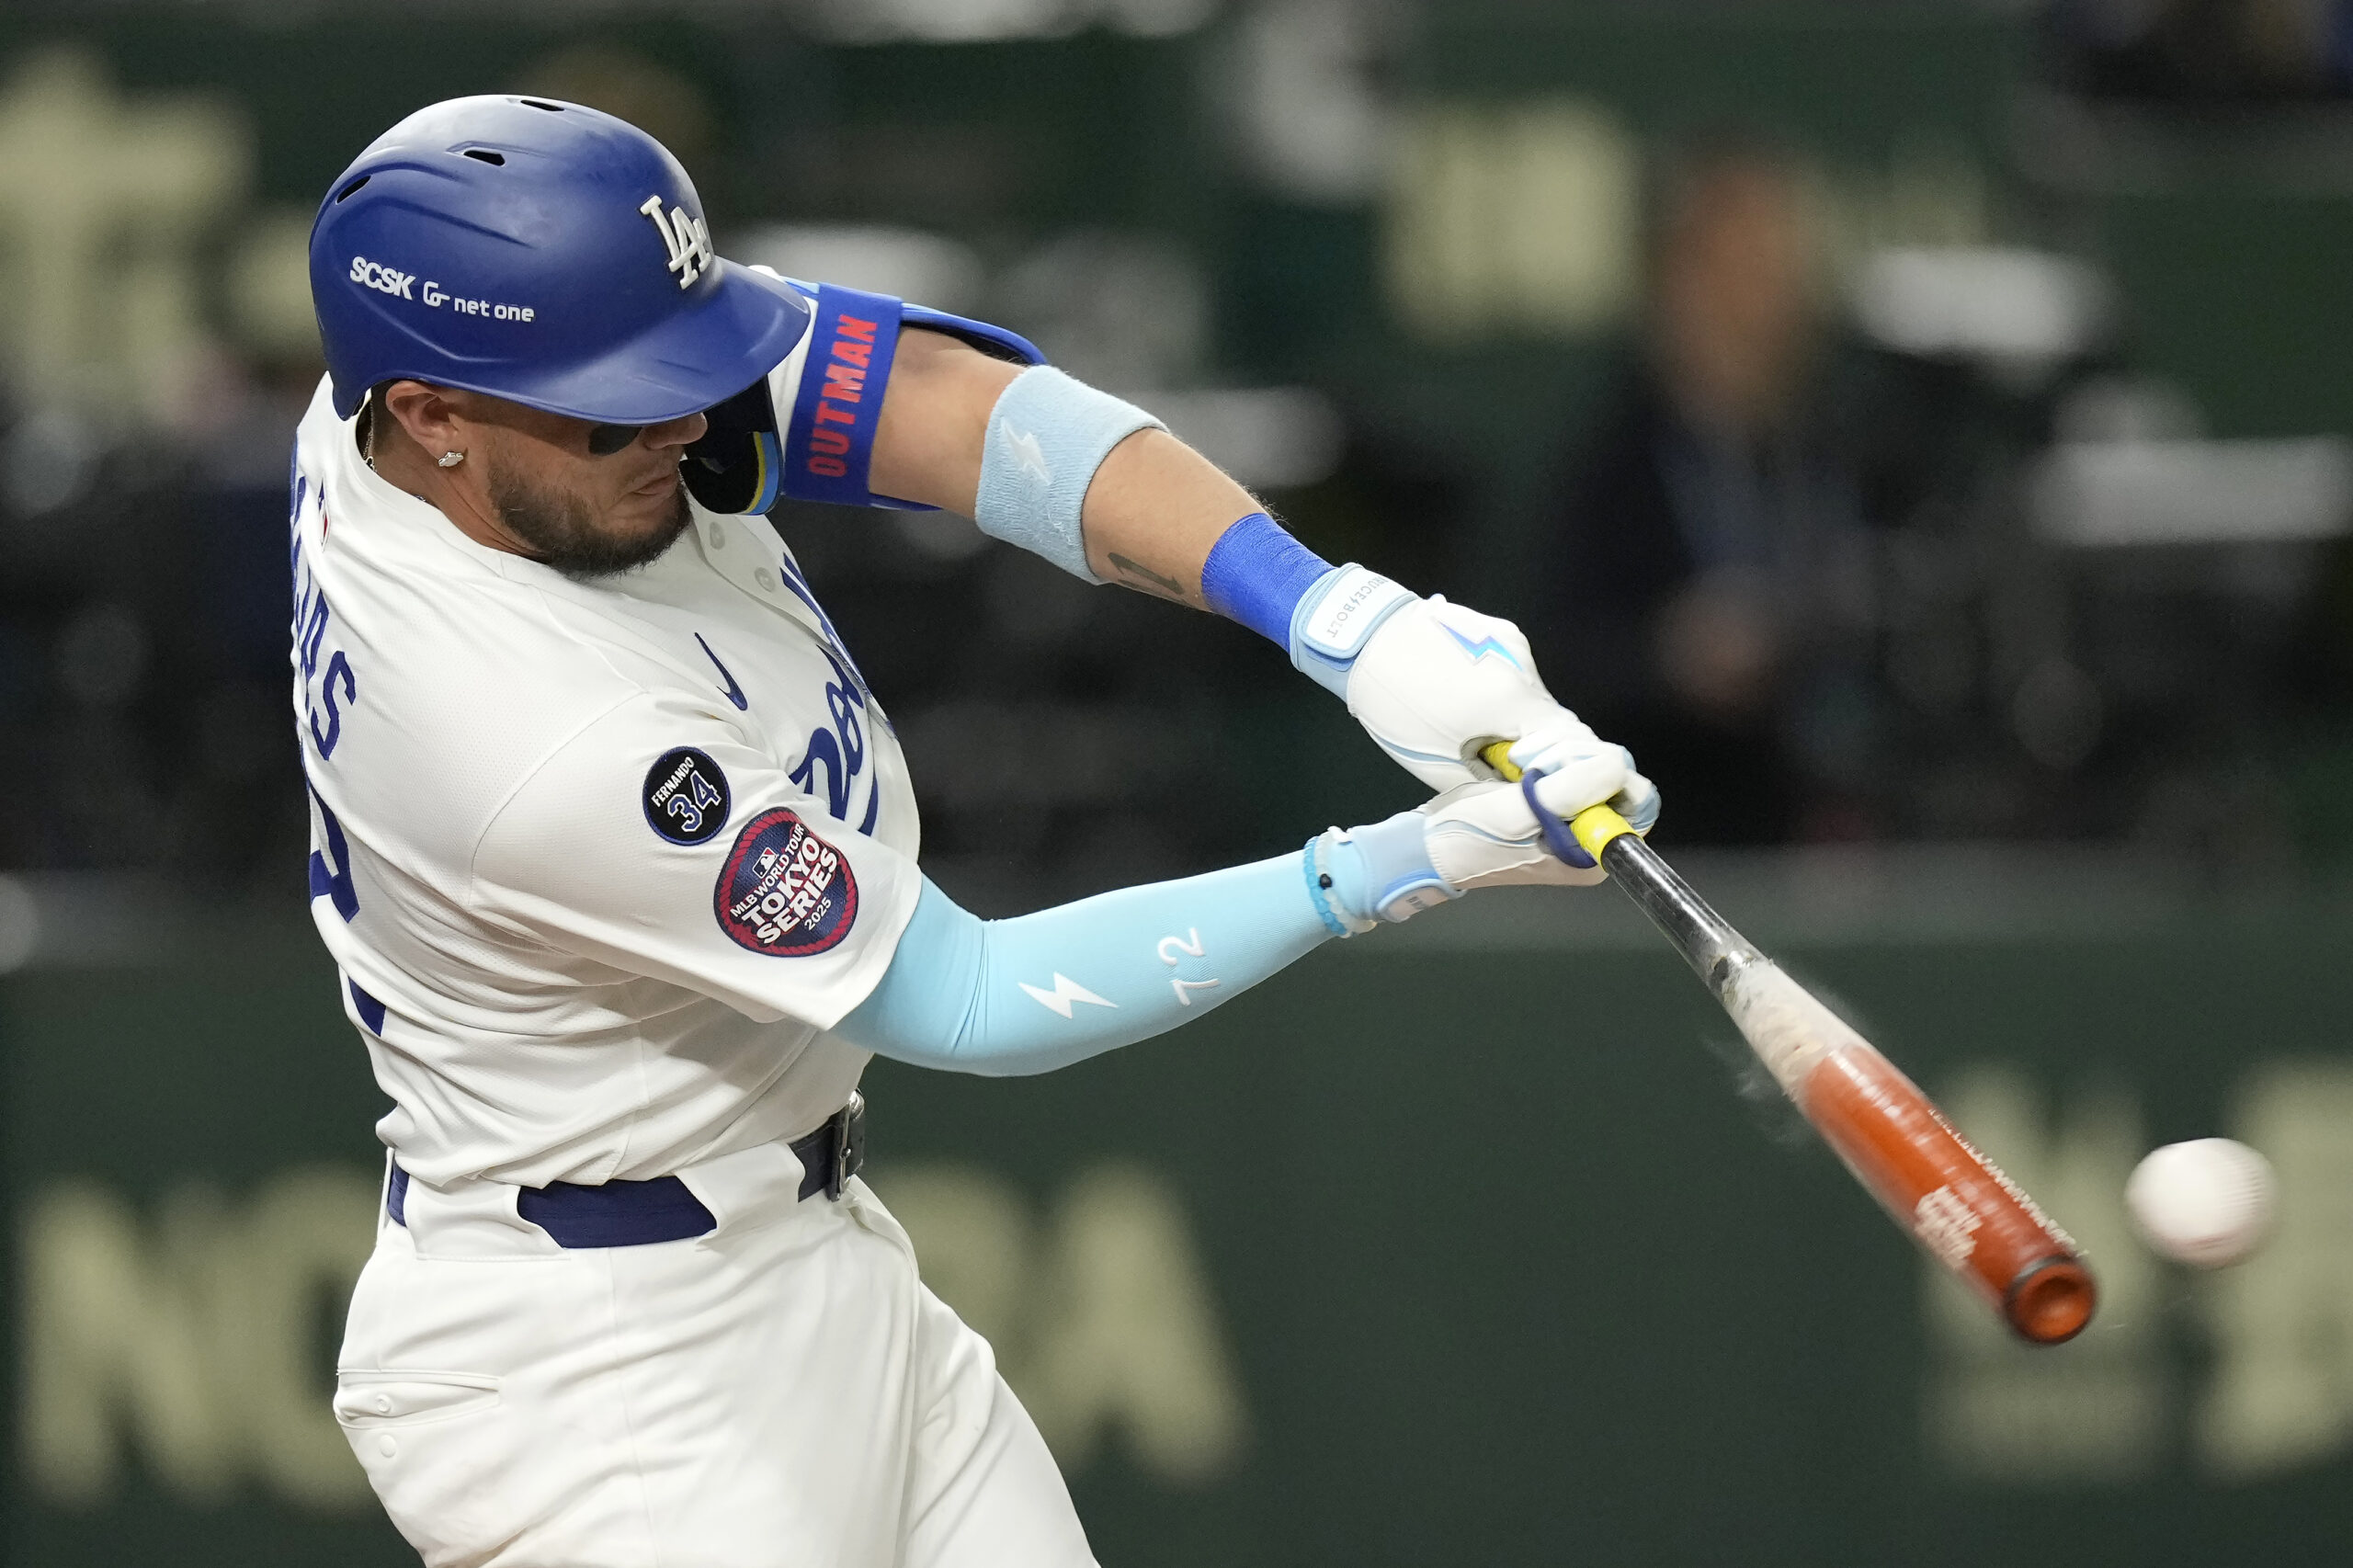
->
xmin=345 ymin=259 xmax=812 ymax=426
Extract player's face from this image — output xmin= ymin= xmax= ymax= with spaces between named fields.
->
xmin=466 ymin=400 xmax=710 ymax=580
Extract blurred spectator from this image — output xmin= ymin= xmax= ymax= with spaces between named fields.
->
xmin=2054 ymin=0 xmax=2353 ymax=100
xmin=1517 ymin=141 xmax=1877 ymax=845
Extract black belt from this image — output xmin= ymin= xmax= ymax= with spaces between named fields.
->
xmin=387 ymin=1094 xmax=867 ymax=1247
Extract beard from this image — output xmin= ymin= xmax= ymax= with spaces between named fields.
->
xmin=487 ymin=459 xmax=690 ymax=581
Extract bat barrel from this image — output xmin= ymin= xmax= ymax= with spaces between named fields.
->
xmin=1801 ymin=1041 xmax=2097 ymax=1345
xmin=1537 ymin=775 xmax=2097 ymax=1345
xmin=2006 ymin=1256 xmax=2098 ymax=1346
xmin=1588 ymin=814 xmax=2097 ymax=1346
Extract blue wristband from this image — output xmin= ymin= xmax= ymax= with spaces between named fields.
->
xmin=1200 ymin=511 xmax=1335 ymax=645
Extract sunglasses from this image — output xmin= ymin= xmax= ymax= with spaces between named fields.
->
xmin=586 ymin=422 xmax=646 ymax=457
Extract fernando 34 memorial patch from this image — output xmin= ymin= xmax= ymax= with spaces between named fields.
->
xmin=714 ymin=808 xmax=859 ymax=956
xmin=643 ymin=746 xmax=731 ymax=846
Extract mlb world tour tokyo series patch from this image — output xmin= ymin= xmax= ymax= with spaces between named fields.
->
xmin=715 ymin=809 xmax=859 ymax=956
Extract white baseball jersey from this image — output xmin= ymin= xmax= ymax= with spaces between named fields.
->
xmin=289 ymin=376 xmax=924 ymax=1190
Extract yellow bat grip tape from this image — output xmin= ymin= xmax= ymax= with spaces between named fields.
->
xmin=1476 ymin=741 xmax=1636 ymax=864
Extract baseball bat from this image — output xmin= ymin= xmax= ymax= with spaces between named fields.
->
xmin=1483 ymin=744 xmax=2096 ymax=1345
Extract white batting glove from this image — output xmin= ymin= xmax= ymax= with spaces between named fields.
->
xmin=1287 ymin=568 xmax=1659 ymax=832
xmin=1504 ymin=710 xmax=1661 ymax=841
xmin=1311 ymin=778 xmax=1615 ymax=935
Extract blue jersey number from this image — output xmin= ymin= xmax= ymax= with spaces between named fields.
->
xmin=789 ymin=646 xmax=879 ymax=832
xmin=306 ymin=779 xmax=359 ymax=922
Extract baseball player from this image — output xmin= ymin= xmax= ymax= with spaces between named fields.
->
xmin=301 ymin=97 xmax=1656 ymax=1567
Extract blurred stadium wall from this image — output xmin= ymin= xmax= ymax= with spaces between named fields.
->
xmin=13 ymin=869 xmax=2353 ymax=1564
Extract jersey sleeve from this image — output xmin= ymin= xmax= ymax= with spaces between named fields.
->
xmin=468 ymin=691 xmax=922 ymax=1030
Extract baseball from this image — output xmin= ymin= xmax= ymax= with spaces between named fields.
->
xmin=2124 ymin=1139 xmax=2276 ymax=1267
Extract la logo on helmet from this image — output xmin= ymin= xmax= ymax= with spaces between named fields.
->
xmin=639 ymin=195 xmax=713 ymax=290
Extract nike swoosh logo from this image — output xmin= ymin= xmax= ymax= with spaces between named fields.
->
xmin=695 ymin=633 xmax=747 ymax=710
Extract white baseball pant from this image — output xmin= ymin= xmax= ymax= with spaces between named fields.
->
xmin=333 ymin=1137 xmax=1097 ymax=1567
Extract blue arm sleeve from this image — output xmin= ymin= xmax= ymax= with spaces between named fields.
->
xmin=834 ymin=850 xmax=1335 ymax=1076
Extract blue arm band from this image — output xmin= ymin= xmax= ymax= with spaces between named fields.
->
xmin=835 ymin=853 xmax=1334 ymax=1077
xmin=973 ymin=367 xmax=1165 ymax=584
xmin=776 ymin=281 xmax=1046 ymax=512
xmin=781 ymin=281 xmax=905 ymax=509
xmin=1199 ymin=511 xmax=1335 ymax=645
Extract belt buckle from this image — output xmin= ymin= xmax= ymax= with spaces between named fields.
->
xmin=825 ymin=1092 xmax=866 ymax=1201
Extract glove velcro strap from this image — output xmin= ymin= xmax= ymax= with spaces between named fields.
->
xmin=1318 ymin=813 xmax=1459 ymax=929
xmin=1305 ymin=833 xmax=1375 ymax=937
xmin=1287 ymin=565 xmax=1415 ymax=698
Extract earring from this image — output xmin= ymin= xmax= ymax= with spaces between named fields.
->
xmin=438 ymin=450 xmax=465 ymax=468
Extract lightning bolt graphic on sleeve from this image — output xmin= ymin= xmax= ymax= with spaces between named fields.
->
xmin=1017 ymin=973 xmax=1116 ymax=1019
xmin=1003 ymin=426 xmax=1054 ymax=486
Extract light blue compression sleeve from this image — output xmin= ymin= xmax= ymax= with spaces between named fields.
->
xmin=834 ymin=851 xmax=1337 ymax=1076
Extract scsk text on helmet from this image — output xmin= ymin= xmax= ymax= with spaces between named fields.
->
xmin=349 ymin=256 xmax=534 ymax=320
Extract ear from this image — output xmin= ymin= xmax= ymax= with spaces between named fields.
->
xmin=378 ymin=381 xmax=467 ymax=456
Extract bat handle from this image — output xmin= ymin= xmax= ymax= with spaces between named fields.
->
xmin=1478 ymin=741 xmax=1756 ymax=990
xmin=1570 ymin=801 xmax=1636 ymax=864
xmin=1476 ymin=741 xmax=1639 ymax=869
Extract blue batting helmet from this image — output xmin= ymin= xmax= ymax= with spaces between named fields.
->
xmin=309 ymin=96 xmax=810 ymax=423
